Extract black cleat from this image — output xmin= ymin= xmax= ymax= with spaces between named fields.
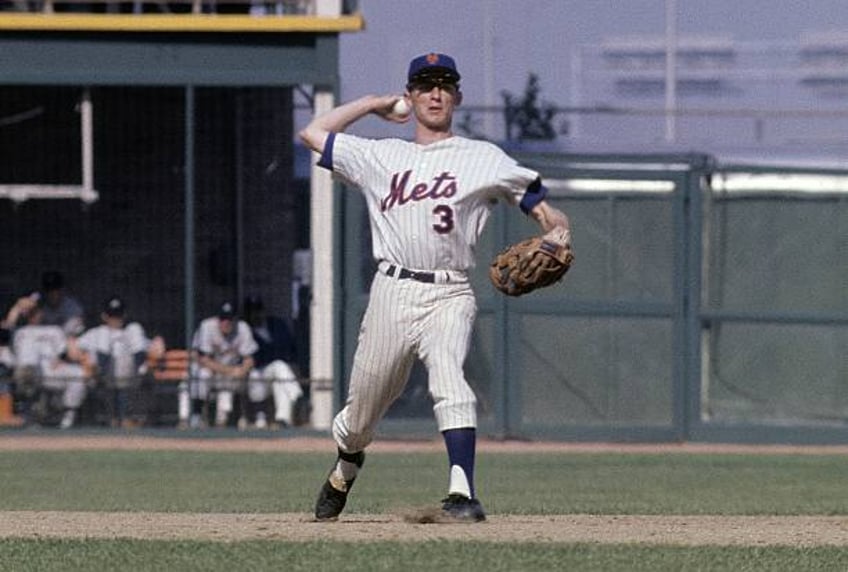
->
xmin=441 ymin=493 xmax=487 ymax=522
xmin=314 ymin=450 xmax=365 ymax=521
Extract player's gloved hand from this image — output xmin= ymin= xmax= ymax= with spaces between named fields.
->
xmin=489 ymin=229 xmax=574 ymax=297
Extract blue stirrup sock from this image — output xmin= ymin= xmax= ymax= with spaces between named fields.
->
xmin=442 ymin=427 xmax=476 ymax=498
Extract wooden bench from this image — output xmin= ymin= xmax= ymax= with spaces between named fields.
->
xmin=145 ymin=349 xmax=191 ymax=425
xmin=149 ymin=349 xmax=191 ymax=383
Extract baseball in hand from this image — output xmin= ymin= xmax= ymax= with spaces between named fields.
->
xmin=392 ymin=99 xmax=411 ymax=117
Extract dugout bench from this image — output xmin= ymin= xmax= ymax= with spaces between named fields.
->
xmin=146 ymin=349 xmax=312 ymax=429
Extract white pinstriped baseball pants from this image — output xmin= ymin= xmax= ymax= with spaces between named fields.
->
xmin=332 ymin=270 xmax=479 ymax=453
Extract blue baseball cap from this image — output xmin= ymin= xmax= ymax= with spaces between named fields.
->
xmin=407 ymin=53 xmax=461 ymax=84
xmin=104 ymin=296 xmax=126 ymax=317
xmin=218 ymin=301 xmax=236 ymax=320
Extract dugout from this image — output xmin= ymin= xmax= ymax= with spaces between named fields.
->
xmin=0 ymin=3 xmax=362 ymax=427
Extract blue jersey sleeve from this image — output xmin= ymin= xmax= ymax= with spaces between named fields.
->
xmin=519 ymin=177 xmax=548 ymax=214
xmin=317 ymin=132 xmax=336 ymax=171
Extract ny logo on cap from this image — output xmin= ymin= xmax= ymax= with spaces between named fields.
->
xmin=426 ymin=53 xmax=440 ymax=64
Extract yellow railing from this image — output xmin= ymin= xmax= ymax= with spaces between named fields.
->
xmin=7 ymin=0 xmax=311 ymax=14
xmin=0 ymin=0 xmax=365 ymax=32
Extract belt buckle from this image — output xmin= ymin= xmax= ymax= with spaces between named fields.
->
xmin=390 ymin=265 xmax=435 ymax=283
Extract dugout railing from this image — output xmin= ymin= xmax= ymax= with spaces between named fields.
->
xmin=0 ymin=362 xmax=310 ymax=429
xmin=338 ymin=153 xmax=848 ymax=444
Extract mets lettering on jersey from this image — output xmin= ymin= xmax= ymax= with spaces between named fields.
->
xmin=321 ymin=132 xmax=546 ymax=271
xmin=381 ymin=170 xmax=458 ymax=211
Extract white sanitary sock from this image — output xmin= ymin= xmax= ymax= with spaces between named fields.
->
xmin=448 ymin=464 xmax=472 ymax=498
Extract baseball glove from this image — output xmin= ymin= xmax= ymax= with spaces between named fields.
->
xmin=489 ymin=231 xmax=574 ymax=296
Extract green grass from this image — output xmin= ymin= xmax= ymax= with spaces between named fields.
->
xmin=3 ymin=448 xmax=848 ymax=570
xmin=2 ymin=450 xmax=848 ymax=515
xmin=1 ymin=540 xmax=847 ymax=572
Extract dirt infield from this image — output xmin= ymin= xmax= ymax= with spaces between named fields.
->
xmin=3 ymin=434 xmax=848 ymax=546
xmin=1 ymin=511 xmax=847 ymax=546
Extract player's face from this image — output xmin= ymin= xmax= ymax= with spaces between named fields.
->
xmin=103 ymin=314 xmax=124 ymax=329
xmin=45 ymin=289 xmax=62 ymax=308
xmin=218 ymin=317 xmax=234 ymax=335
xmin=408 ymin=80 xmax=461 ymax=131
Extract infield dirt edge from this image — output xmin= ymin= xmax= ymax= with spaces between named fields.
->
xmin=2 ymin=511 xmax=848 ymax=546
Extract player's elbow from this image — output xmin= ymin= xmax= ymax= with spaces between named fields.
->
xmin=298 ymin=125 xmax=326 ymax=154
xmin=296 ymin=126 xmax=312 ymax=147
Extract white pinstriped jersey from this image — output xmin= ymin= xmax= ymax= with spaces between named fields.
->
xmin=77 ymin=323 xmax=150 ymax=378
xmin=192 ymin=318 xmax=258 ymax=366
xmin=326 ymin=134 xmax=541 ymax=271
xmin=12 ymin=325 xmax=67 ymax=370
xmin=0 ymin=346 xmax=13 ymax=370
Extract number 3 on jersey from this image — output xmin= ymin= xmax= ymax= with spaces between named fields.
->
xmin=432 ymin=204 xmax=454 ymax=234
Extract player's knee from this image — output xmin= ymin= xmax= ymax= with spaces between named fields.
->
xmin=434 ymin=393 xmax=477 ymax=413
xmin=247 ymin=381 xmax=267 ymax=402
xmin=434 ymin=401 xmax=477 ymax=431
xmin=264 ymin=360 xmax=296 ymax=381
xmin=332 ymin=411 xmax=372 ymax=452
xmin=332 ymin=413 xmax=353 ymax=449
xmin=430 ymin=378 xmax=476 ymax=407
xmin=432 ymin=385 xmax=477 ymax=428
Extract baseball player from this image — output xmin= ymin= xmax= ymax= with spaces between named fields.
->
xmin=76 ymin=297 xmax=165 ymax=427
xmin=38 ymin=271 xmax=85 ymax=336
xmin=10 ymin=297 xmax=91 ymax=429
xmin=244 ymin=295 xmax=303 ymax=428
xmin=177 ymin=302 xmax=258 ymax=429
xmin=299 ymin=52 xmax=572 ymax=522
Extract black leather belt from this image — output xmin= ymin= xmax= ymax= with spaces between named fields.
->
xmin=384 ymin=264 xmax=436 ymax=283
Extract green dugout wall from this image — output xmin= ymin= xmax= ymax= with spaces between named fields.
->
xmin=340 ymin=153 xmax=848 ymax=444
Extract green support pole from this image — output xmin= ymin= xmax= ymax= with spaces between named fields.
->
xmin=184 ymin=85 xmax=195 ymax=351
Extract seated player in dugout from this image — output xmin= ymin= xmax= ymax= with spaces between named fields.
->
xmin=299 ymin=52 xmax=572 ymax=522
xmin=243 ymin=295 xmax=303 ymax=428
xmin=7 ymin=295 xmax=92 ymax=429
xmin=75 ymin=297 xmax=165 ymax=428
xmin=178 ymin=301 xmax=259 ymax=429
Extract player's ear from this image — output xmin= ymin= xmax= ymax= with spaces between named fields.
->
xmin=455 ymin=89 xmax=463 ymax=107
